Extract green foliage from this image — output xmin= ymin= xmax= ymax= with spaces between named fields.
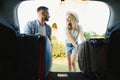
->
xmin=52 ymin=36 xmax=66 ymax=58
xmin=84 ymin=32 xmax=91 ymax=40
xmin=84 ymin=32 xmax=105 ymax=40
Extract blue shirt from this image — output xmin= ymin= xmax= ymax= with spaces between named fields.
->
xmin=24 ymin=19 xmax=52 ymax=41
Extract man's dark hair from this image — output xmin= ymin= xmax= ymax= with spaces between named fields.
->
xmin=37 ymin=6 xmax=48 ymax=12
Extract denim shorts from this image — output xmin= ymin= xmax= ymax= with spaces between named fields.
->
xmin=65 ymin=42 xmax=78 ymax=55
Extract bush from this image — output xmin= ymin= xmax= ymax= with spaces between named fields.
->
xmin=52 ymin=36 xmax=66 ymax=58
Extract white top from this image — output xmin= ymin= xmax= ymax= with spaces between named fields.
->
xmin=65 ymin=25 xmax=83 ymax=43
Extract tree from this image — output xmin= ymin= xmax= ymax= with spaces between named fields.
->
xmin=84 ymin=32 xmax=91 ymax=40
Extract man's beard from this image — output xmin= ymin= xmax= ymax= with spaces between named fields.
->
xmin=45 ymin=17 xmax=49 ymax=21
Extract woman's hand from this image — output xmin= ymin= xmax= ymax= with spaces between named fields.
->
xmin=74 ymin=44 xmax=78 ymax=49
xmin=66 ymin=32 xmax=78 ymax=48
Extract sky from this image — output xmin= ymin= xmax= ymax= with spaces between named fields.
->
xmin=18 ymin=0 xmax=110 ymax=43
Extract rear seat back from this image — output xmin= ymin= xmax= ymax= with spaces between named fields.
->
xmin=0 ymin=17 xmax=52 ymax=80
xmin=0 ymin=18 xmax=17 ymax=80
xmin=105 ymin=23 xmax=120 ymax=73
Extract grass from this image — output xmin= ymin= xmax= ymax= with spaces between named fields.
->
xmin=50 ymin=57 xmax=80 ymax=72
xmin=51 ymin=63 xmax=68 ymax=72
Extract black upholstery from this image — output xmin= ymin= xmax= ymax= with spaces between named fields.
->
xmin=0 ymin=17 xmax=52 ymax=80
xmin=0 ymin=18 xmax=17 ymax=80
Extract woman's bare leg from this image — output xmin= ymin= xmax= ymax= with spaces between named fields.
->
xmin=66 ymin=55 xmax=72 ymax=71
xmin=71 ymin=53 xmax=77 ymax=72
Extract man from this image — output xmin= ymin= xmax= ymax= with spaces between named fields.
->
xmin=24 ymin=6 xmax=52 ymax=41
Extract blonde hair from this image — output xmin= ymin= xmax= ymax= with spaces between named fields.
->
xmin=66 ymin=11 xmax=79 ymax=30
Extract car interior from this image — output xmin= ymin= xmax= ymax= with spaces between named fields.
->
xmin=0 ymin=0 xmax=120 ymax=80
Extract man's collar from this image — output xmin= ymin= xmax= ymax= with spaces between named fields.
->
xmin=37 ymin=19 xmax=47 ymax=26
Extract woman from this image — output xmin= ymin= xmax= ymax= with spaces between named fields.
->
xmin=65 ymin=11 xmax=86 ymax=72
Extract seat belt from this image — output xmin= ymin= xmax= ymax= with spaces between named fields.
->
xmin=38 ymin=35 xmax=46 ymax=80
